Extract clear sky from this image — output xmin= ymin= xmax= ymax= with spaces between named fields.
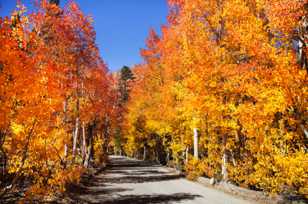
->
xmin=0 ymin=0 xmax=168 ymax=71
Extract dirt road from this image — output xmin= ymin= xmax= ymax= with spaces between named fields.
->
xmin=65 ymin=156 xmax=253 ymax=204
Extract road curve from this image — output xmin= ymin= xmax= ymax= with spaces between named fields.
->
xmin=66 ymin=155 xmax=254 ymax=204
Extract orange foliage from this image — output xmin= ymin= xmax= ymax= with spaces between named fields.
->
xmin=123 ymin=0 xmax=308 ymax=198
xmin=0 ymin=0 xmax=117 ymax=200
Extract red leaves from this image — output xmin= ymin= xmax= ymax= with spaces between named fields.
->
xmin=0 ymin=1 xmax=115 ymax=199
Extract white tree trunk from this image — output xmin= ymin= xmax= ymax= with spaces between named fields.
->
xmin=84 ymin=137 xmax=92 ymax=168
xmin=300 ymin=125 xmax=308 ymax=139
xmin=143 ymin=145 xmax=146 ymax=160
xmin=193 ymin=128 xmax=198 ymax=159
xmin=82 ymin=122 xmax=86 ymax=162
xmin=231 ymin=151 xmax=236 ymax=166
xmin=185 ymin=146 xmax=189 ymax=163
xmin=72 ymin=117 xmax=79 ymax=161
xmin=84 ymin=145 xmax=91 ymax=167
xmin=166 ymin=151 xmax=170 ymax=164
xmin=64 ymin=144 xmax=68 ymax=157
xmin=222 ymin=150 xmax=228 ymax=181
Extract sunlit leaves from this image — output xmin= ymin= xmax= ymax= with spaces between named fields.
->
xmin=122 ymin=0 xmax=308 ymax=198
xmin=0 ymin=0 xmax=114 ymax=200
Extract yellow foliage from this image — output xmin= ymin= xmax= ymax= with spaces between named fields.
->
xmin=11 ymin=122 xmax=24 ymax=135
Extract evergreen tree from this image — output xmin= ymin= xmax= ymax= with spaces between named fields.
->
xmin=114 ymin=66 xmax=134 ymax=155
xmin=119 ymin=66 xmax=134 ymax=103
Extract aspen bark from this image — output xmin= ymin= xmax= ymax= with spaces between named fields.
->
xmin=221 ymin=134 xmax=228 ymax=181
xmin=64 ymin=144 xmax=68 ymax=157
xmin=231 ymin=151 xmax=236 ymax=166
xmin=84 ymin=137 xmax=92 ymax=168
xmin=72 ymin=117 xmax=79 ymax=161
xmin=300 ymin=125 xmax=308 ymax=139
xmin=82 ymin=122 xmax=86 ymax=162
xmin=222 ymin=151 xmax=228 ymax=181
xmin=143 ymin=145 xmax=147 ymax=160
xmin=185 ymin=146 xmax=189 ymax=163
xmin=193 ymin=128 xmax=198 ymax=159
xmin=166 ymin=151 xmax=170 ymax=164
xmin=63 ymin=99 xmax=68 ymax=161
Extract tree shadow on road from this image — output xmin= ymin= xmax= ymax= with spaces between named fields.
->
xmin=102 ymin=193 xmax=201 ymax=204
xmin=64 ymin=192 xmax=201 ymax=204
xmin=66 ymin=182 xmax=131 ymax=196
xmin=52 ymin=157 xmax=197 ymax=204
xmin=100 ymin=174 xmax=183 ymax=184
xmin=102 ymin=158 xmax=184 ymax=184
xmin=105 ymin=169 xmax=167 ymax=175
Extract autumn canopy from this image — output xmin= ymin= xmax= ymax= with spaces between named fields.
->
xmin=0 ymin=0 xmax=307 ymax=202
xmin=123 ymin=0 xmax=307 ymax=198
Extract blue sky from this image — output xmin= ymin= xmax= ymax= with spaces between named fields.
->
xmin=0 ymin=0 xmax=168 ymax=71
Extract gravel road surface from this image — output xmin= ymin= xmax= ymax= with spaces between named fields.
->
xmin=66 ymin=155 xmax=254 ymax=204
